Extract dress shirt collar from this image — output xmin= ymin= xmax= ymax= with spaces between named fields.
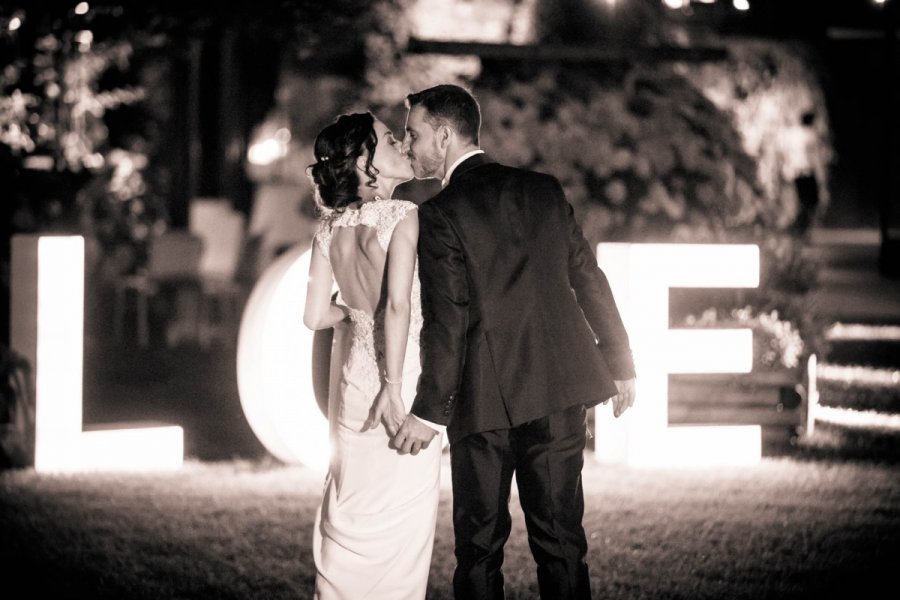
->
xmin=441 ymin=149 xmax=485 ymax=188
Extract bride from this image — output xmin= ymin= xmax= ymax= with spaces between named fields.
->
xmin=303 ymin=112 xmax=442 ymax=599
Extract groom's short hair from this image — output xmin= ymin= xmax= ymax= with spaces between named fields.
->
xmin=406 ymin=84 xmax=481 ymax=145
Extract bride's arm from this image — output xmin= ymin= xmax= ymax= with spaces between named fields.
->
xmin=303 ymin=245 xmax=348 ymax=330
xmin=381 ymin=212 xmax=418 ymax=386
xmin=362 ymin=211 xmax=419 ymax=434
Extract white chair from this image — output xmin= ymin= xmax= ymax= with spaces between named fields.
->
xmin=189 ymin=198 xmax=247 ymax=347
xmin=113 ymin=231 xmax=204 ymax=347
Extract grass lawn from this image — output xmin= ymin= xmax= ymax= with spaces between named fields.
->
xmin=2 ymin=452 xmax=898 ymax=599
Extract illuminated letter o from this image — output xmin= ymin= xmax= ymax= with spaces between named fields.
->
xmin=237 ymin=241 xmax=448 ymax=470
xmin=236 ymin=243 xmax=330 ymax=470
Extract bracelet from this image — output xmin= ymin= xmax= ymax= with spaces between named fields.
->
xmin=384 ymin=375 xmax=402 ymax=385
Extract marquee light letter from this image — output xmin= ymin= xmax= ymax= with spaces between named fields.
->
xmin=236 ymin=244 xmax=331 ymax=471
xmin=236 ymin=242 xmax=450 ymax=471
xmin=594 ymin=243 xmax=761 ymax=467
xmin=11 ymin=235 xmax=183 ymax=472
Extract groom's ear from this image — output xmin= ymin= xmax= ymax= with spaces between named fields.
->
xmin=437 ymin=125 xmax=452 ymax=149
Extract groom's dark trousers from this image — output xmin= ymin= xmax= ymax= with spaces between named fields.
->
xmin=451 ymin=404 xmax=590 ymax=599
xmin=411 ymin=154 xmax=635 ymax=600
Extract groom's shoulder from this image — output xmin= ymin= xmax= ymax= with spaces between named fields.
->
xmin=501 ymin=165 xmax=565 ymax=197
xmin=426 ymin=162 xmax=562 ymax=209
xmin=489 ymin=161 xmax=560 ymax=183
xmin=472 ymin=161 xmax=560 ymax=188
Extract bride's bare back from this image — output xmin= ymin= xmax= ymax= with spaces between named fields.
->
xmin=328 ymin=224 xmax=388 ymax=317
xmin=306 ymin=199 xmax=421 ymax=337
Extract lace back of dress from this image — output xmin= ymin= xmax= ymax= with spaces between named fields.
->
xmin=313 ymin=200 xmax=422 ymax=398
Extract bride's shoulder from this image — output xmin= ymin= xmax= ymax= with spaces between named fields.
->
xmin=369 ymin=200 xmax=417 ymax=249
xmin=392 ymin=198 xmax=419 ymax=214
xmin=315 ymin=204 xmax=337 ymax=221
xmin=379 ymin=198 xmax=417 ymax=209
xmin=374 ymin=198 xmax=418 ymax=219
xmin=314 ymin=208 xmax=335 ymax=230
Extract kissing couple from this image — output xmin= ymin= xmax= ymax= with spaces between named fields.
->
xmin=303 ymin=84 xmax=636 ymax=600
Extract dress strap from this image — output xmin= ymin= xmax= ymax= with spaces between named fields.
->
xmin=314 ymin=218 xmax=333 ymax=261
xmin=374 ymin=200 xmax=418 ymax=251
xmin=313 ymin=199 xmax=417 ymax=259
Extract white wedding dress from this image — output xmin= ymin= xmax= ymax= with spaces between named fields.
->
xmin=312 ymin=198 xmax=442 ymax=600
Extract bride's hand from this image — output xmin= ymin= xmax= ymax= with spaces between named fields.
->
xmin=362 ymin=384 xmax=406 ymax=436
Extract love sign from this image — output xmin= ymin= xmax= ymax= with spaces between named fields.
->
xmin=12 ymin=236 xmax=762 ymax=472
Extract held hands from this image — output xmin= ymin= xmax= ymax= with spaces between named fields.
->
xmin=362 ymin=383 xmax=406 ymax=436
xmin=609 ymin=378 xmax=636 ymax=418
xmin=390 ymin=415 xmax=438 ymax=456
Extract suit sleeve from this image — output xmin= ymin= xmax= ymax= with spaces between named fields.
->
xmin=556 ymin=179 xmax=636 ymax=380
xmin=411 ymin=202 xmax=469 ymax=424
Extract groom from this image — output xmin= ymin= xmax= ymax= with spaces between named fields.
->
xmin=392 ymin=84 xmax=636 ymax=600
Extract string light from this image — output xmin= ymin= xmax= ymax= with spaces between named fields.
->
xmin=8 ymin=15 xmax=22 ymax=31
xmin=75 ymin=2 xmax=90 ymax=15
xmin=659 ymin=0 xmax=758 ymax=10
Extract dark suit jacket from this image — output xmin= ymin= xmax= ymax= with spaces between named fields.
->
xmin=412 ymin=154 xmax=635 ymax=443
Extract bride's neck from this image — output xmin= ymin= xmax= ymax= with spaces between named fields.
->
xmin=359 ymin=180 xmax=396 ymax=202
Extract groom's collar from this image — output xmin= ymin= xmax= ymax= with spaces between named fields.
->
xmin=442 ymin=149 xmax=486 ymax=188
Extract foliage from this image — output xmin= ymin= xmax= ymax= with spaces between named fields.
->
xmin=478 ymin=64 xmax=764 ymax=239
xmin=0 ymin=344 xmax=33 ymax=469
xmin=1 ymin=1 xmax=387 ymax=275
xmin=683 ymin=305 xmax=806 ymax=371
xmin=679 ymin=38 xmax=834 ymax=230
xmin=1 ymin=4 xmax=171 ymax=276
xmin=363 ymin=0 xmax=482 ymax=112
xmin=0 ymin=4 xmax=160 ymax=171
xmin=671 ymin=283 xmax=831 ymax=372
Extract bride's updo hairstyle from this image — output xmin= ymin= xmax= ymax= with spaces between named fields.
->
xmin=308 ymin=112 xmax=380 ymax=213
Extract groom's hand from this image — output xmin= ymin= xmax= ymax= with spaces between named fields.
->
xmin=611 ymin=378 xmax=636 ymax=418
xmin=391 ymin=415 xmax=438 ymax=455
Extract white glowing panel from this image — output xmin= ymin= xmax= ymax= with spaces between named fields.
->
xmin=236 ymin=244 xmax=329 ymax=471
xmin=594 ymin=243 xmax=761 ymax=467
xmin=805 ymin=353 xmax=818 ymax=436
xmin=666 ymin=330 xmax=753 ymax=374
xmin=35 ymin=236 xmax=84 ymax=470
xmin=11 ymin=235 xmax=184 ymax=472
xmin=80 ymin=423 xmax=184 ymax=470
